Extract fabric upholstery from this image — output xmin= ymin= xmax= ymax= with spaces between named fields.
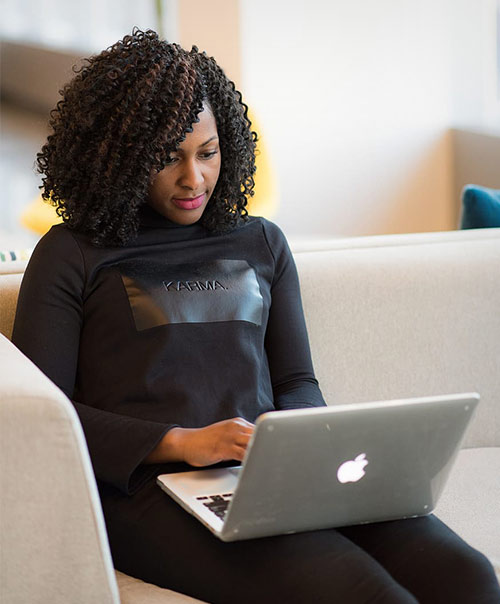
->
xmin=0 ymin=333 xmax=120 ymax=604
xmin=0 ymin=273 xmax=23 ymax=339
xmin=289 ymin=225 xmax=498 ymax=252
xmin=1 ymin=227 xmax=499 ymax=601
xmin=295 ymin=230 xmax=500 ymax=449
xmin=0 ymin=260 xmax=30 ymax=275
xmin=434 ymin=447 xmax=500 ymax=577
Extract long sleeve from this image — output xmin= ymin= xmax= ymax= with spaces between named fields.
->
xmin=11 ymin=227 xmax=173 ymax=494
xmin=12 ymin=214 xmax=325 ymax=496
xmin=262 ymin=220 xmax=326 ymax=410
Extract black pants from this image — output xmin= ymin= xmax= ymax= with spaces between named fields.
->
xmin=100 ymin=478 xmax=500 ymax=603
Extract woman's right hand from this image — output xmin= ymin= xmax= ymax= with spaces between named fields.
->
xmin=144 ymin=418 xmax=255 ymax=466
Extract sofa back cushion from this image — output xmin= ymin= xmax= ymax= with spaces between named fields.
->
xmin=295 ymin=229 xmax=500 ymax=449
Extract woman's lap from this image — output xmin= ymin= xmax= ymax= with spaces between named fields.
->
xmin=100 ymin=478 xmax=499 ymax=604
xmin=339 ymin=518 xmax=500 ymax=603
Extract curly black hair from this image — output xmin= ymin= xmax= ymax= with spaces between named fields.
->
xmin=36 ymin=28 xmax=257 ymax=247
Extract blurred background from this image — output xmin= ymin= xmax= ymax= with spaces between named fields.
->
xmin=1 ymin=0 xmax=500 ymax=249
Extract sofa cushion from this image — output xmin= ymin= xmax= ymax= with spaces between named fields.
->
xmin=0 ymin=273 xmax=23 ymax=339
xmin=294 ymin=231 xmax=500 ymax=449
xmin=460 ymin=185 xmax=500 ymax=229
xmin=434 ymin=447 xmax=500 ymax=579
xmin=0 ymin=260 xmax=29 ymax=275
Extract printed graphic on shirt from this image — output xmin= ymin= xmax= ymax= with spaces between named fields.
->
xmin=118 ymin=258 xmax=263 ymax=330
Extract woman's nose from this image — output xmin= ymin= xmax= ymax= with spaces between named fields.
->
xmin=178 ymin=158 xmax=203 ymax=190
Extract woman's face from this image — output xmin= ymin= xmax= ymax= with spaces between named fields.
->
xmin=147 ymin=103 xmax=221 ymax=225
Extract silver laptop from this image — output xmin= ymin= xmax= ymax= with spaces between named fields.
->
xmin=157 ymin=392 xmax=479 ymax=542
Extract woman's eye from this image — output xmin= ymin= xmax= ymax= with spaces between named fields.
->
xmin=200 ymin=151 xmax=218 ymax=160
xmin=165 ymin=156 xmax=178 ymax=165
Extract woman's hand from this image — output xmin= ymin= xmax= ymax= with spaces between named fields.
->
xmin=144 ymin=418 xmax=255 ymax=466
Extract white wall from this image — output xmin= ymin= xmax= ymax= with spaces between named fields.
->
xmin=449 ymin=0 xmax=500 ymax=133
xmin=241 ymin=0 xmax=458 ymax=237
xmin=3 ymin=0 xmax=496 ymax=239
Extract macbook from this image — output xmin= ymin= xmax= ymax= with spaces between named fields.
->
xmin=157 ymin=393 xmax=479 ymax=541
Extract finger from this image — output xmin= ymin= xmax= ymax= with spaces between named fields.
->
xmin=234 ymin=432 xmax=253 ymax=447
xmin=224 ymin=421 xmax=254 ymax=438
xmin=232 ymin=417 xmax=255 ymax=428
xmin=231 ymin=445 xmax=248 ymax=461
xmin=237 ymin=426 xmax=254 ymax=438
xmin=235 ymin=422 xmax=255 ymax=435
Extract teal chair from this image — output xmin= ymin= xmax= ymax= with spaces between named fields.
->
xmin=460 ymin=184 xmax=500 ymax=229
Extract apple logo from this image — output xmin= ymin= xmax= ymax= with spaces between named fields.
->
xmin=337 ymin=453 xmax=369 ymax=484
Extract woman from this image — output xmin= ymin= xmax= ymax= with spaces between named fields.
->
xmin=12 ymin=29 xmax=500 ymax=603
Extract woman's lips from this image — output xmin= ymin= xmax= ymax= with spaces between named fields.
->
xmin=171 ymin=193 xmax=205 ymax=210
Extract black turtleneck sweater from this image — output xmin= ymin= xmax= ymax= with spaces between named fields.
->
xmin=12 ymin=206 xmax=325 ymax=494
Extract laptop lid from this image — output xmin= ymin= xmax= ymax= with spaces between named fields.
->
xmin=220 ymin=392 xmax=479 ymax=540
xmin=158 ymin=393 xmax=479 ymax=542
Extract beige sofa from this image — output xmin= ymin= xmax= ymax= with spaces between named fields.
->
xmin=1 ymin=227 xmax=499 ymax=603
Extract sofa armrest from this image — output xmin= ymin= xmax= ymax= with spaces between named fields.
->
xmin=0 ymin=273 xmax=23 ymax=339
xmin=0 ymin=334 xmax=120 ymax=604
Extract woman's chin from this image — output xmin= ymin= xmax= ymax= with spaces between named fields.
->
xmin=165 ymin=204 xmax=207 ymax=225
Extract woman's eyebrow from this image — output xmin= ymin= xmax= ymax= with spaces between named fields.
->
xmin=173 ymin=136 xmax=219 ymax=155
xmin=199 ymin=135 xmax=219 ymax=147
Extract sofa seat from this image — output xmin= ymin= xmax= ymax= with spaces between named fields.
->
xmin=434 ymin=447 xmax=500 ymax=578
xmin=2 ymin=227 xmax=499 ymax=602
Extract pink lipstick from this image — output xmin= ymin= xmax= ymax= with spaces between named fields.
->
xmin=172 ymin=193 xmax=205 ymax=210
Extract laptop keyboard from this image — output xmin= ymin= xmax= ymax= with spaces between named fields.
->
xmin=196 ymin=493 xmax=233 ymax=520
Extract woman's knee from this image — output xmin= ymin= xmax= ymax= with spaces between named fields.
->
xmin=437 ymin=544 xmax=500 ymax=603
